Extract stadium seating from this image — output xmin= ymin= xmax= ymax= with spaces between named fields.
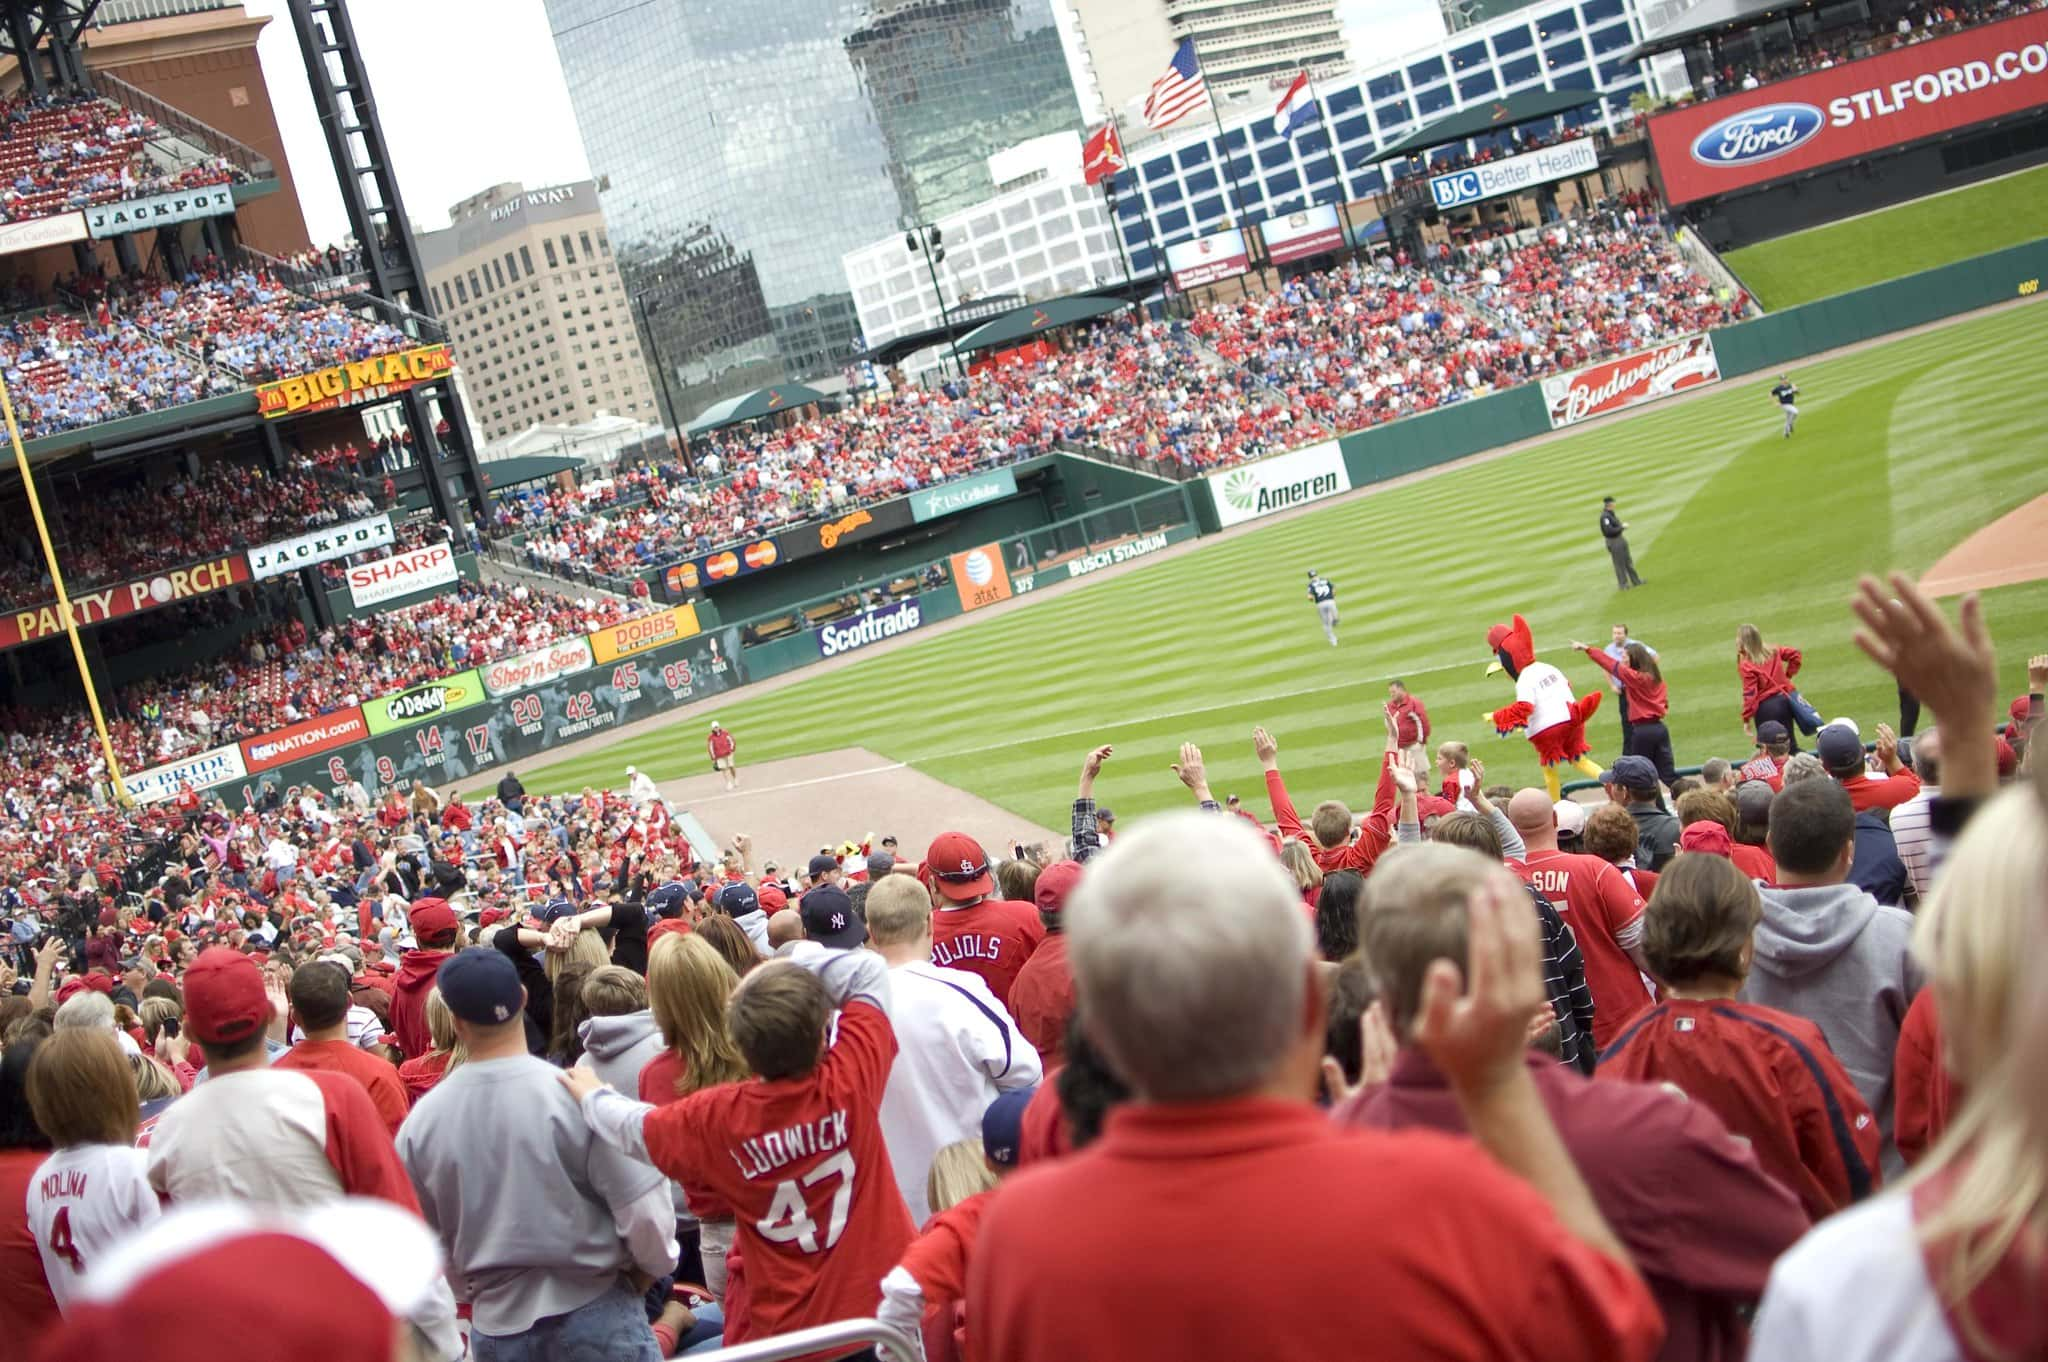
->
xmin=0 ymin=90 xmax=248 ymax=225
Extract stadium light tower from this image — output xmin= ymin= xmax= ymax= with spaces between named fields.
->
xmin=905 ymin=223 xmax=966 ymax=379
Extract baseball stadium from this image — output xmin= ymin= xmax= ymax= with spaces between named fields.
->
xmin=2 ymin=0 xmax=2047 ymax=1358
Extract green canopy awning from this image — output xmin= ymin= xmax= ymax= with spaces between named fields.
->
xmin=684 ymin=383 xmax=831 ymax=436
xmin=1374 ymin=87 xmax=1606 ymax=160
xmin=955 ymin=295 xmax=1128 ymax=353
xmin=399 ymin=454 xmax=586 ymax=511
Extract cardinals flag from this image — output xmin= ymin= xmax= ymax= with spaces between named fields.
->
xmin=1082 ymin=123 xmax=1125 ymax=186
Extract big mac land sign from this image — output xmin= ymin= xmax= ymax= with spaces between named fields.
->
xmin=1648 ymin=9 xmax=2048 ymax=205
xmin=0 ymin=555 xmax=251 ymax=651
xmin=257 ymin=344 xmax=455 ymax=419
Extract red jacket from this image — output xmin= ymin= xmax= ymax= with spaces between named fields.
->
xmin=1838 ymin=769 xmax=1921 ymax=812
xmin=1583 ymin=646 xmax=1668 ymax=722
xmin=1893 ymin=989 xmax=1958 ymax=1168
xmin=389 ymin=948 xmax=447 ymax=1060
xmin=1265 ymin=762 xmax=1398 ymax=877
xmin=1738 ymin=647 xmax=1800 ymax=722
xmin=1006 ymin=932 xmax=1073 ymax=1066
xmin=707 ymin=729 xmax=736 ymax=760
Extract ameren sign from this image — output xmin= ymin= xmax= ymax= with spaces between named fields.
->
xmin=1429 ymin=137 xmax=1600 ymax=211
xmin=1206 ymin=442 xmax=1352 ymax=529
xmin=258 ymin=345 xmax=454 ymax=419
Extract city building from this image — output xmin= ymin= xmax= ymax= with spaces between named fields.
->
xmin=542 ymin=0 xmax=1086 ymax=414
xmin=1058 ymin=0 xmax=1348 ymax=114
xmin=1439 ymin=0 xmax=1544 ymax=33
xmin=417 ymin=181 xmax=662 ymax=443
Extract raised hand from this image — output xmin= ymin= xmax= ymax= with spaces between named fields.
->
xmin=1850 ymin=574 xmax=1995 ymax=729
xmin=1252 ymin=726 xmax=1278 ymax=769
xmin=1081 ymin=744 xmax=1114 ymax=780
xmin=1170 ymin=742 xmax=1208 ymax=795
xmin=1320 ymin=1001 xmax=1399 ymax=1104
xmin=1414 ymin=874 xmax=1545 ymax=1100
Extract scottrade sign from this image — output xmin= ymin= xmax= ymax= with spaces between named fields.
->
xmin=1429 ymin=137 xmax=1600 ymax=210
xmin=817 ymin=598 xmax=924 ymax=658
xmin=1648 ymin=8 xmax=2048 ymax=205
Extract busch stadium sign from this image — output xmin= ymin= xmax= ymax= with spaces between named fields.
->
xmin=816 ymin=598 xmax=924 ymax=658
xmin=1206 ymin=442 xmax=1351 ymax=529
xmin=1066 ymin=532 xmax=1173 ymax=579
xmin=1542 ymin=335 xmax=1722 ymax=429
xmin=258 ymin=345 xmax=455 ymax=419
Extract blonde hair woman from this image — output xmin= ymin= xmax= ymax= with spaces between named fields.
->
xmin=926 ymin=1137 xmax=998 ymax=1216
xmin=1737 ymin=623 xmax=1806 ymax=750
xmin=640 ymin=933 xmax=749 ymax=1299
xmin=1277 ymin=839 xmax=1323 ymax=913
xmin=398 ymin=988 xmax=465 ymax=1102
xmin=1749 ymin=785 xmax=2047 ymax=1358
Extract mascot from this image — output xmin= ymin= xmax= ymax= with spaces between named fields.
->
xmin=1482 ymin=614 xmax=1604 ymax=801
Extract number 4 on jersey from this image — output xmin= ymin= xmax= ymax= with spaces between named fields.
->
xmin=754 ymin=1149 xmax=854 ymax=1254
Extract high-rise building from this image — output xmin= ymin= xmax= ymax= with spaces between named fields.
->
xmin=1059 ymin=0 xmax=1348 ymax=116
xmin=417 ymin=181 xmax=661 ymax=443
xmin=544 ymin=0 xmax=1085 ymax=415
xmin=1440 ymin=0 xmax=1545 ymax=32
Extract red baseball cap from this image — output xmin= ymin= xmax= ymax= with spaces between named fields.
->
xmin=925 ymin=831 xmax=993 ymax=902
xmin=183 ymin=947 xmax=270 ymax=1046
xmin=756 ymin=883 xmax=788 ymax=912
xmin=1033 ymin=859 xmax=1083 ymax=915
xmin=80 ymin=972 xmax=114 ymax=996
xmin=648 ymin=917 xmax=695 ymax=948
xmin=409 ymin=898 xmax=458 ymax=943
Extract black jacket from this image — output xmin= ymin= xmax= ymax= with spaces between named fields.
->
xmin=1600 ymin=509 xmax=1624 ymax=540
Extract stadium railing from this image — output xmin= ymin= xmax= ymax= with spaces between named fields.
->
xmin=94 ymin=69 xmax=274 ymax=182
xmin=678 ymin=1319 xmax=918 ymax=1361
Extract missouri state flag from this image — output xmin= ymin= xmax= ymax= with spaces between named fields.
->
xmin=1081 ymin=122 xmax=1125 ymax=186
xmin=1273 ymin=72 xmax=1317 ymax=140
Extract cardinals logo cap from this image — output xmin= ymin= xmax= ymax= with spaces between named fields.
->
xmin=925 ymin=831 xmax=993 ymax=901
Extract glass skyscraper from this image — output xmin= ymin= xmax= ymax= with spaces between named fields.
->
xmin=544 ymin=0 xmax=1083 ymax=415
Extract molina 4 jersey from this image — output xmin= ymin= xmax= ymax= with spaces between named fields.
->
xmin=26 ymin=1143 xmax=161 ymax=1310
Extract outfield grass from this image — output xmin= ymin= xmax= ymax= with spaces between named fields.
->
xmin=1723 ymin=165 xmax=2048 ymax=309
xmin=520 ymin=303 xmax=2048 ymax=831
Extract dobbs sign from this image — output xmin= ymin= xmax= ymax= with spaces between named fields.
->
xmin=1206 ymin=442 xmax=1351 ymax=529
xmin=590 ymin=605 xmax=702 ymax=664
xmin=258 ymin=345 xmax=455 ymax=419
xmin=1649 ymin=9 xmax=2048 ymax=205
xmin=364 ymin=669 xmax=485 ymax=736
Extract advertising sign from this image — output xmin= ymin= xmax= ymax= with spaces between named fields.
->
xmin=85 ymin=184 xmax=237 ymax=238
xmin=1428 ymin=137 xmax=1601 ymax=210
xmin=363 ymin=669 xmax=486 ymax=736
xmin=589 ymin=604 xmax=702 ymax=665
xmin=949 ymin=544 xmax=1014 ymax=612
xmin=1260 ymin=205 xmax=1347 ymax=265
xmin=347 ymin=543 xmax=460 ymax=609
xmin=123 ymin=744 xmax=248 ymax=806
xmin=1541 ymin=334 xmax=1722 ymax=429
xmin=481 ymin=637 xmax=595 ymax=697
xmin=249 ymin=514 xmax=394 ymax=580
xmin=0 ymin=212 xmax=88 ymax=254
xmin=0 ymin=554 xmax=251 ymax=651
xmin=257 ymin=344 xmax=455 ymax=419
xmin=910 ymin=468 xmax=1019 ymax=524
xmin=1205 ymin=441 xmax=1350 ymax=529
xmin=240 ymin=709 xmax=369 ymax=773
xmin=1648 ymin=9 xmax=2048 ymax=205
xmin=1166 ymin=228 xmax=1250 ymax=289
xmin=1064 ymin=530 xmax=1175 ymax=579
xmin=771 ymin=498 xmax=916 ymax=563
xmin=664 ymin=538 xmax=780 ymax=594
xmin=816 ymin=598 xmax=924 ymax=658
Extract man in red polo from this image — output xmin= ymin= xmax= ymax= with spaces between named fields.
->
xmin=1506 ymin=790 xmax=1653 ymax=1048
xmin=1815 ymin=723 xmax=1919 ymax=812
xmin=924 ymin=832 xmax=1042 ymax=1007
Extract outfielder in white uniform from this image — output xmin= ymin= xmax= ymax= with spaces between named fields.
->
xmin=1307 ymin=570 xmax=1339 ymax=647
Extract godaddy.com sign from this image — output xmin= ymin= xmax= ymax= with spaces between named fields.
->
xmin=1206 ymin=442 xmax=1351 ymax=529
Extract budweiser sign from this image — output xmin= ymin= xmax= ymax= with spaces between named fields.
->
xmin=1543 ymin=335 xmax=1723 ymax=429
xmin=482 ymin=638 xmax=594 ymax=697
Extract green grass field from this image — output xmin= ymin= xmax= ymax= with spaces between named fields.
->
xmin=1723 ymin=165 xmax=2048 ymax=309
xmin=520 ymin=302 xmax=2048 ymax=830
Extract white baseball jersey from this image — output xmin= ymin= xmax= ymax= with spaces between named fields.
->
xmin=1516 ymin=661 xmax=1577 ymax=736
xmin=27 ymin=1143 xmax=162 ymax=1309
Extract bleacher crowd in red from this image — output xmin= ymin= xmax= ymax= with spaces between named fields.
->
xmin=0 ymin=90 xmax=249 ymax=226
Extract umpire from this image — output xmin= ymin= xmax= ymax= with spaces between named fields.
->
xmin=1600 ymin=496 xmax=1643 ymax=590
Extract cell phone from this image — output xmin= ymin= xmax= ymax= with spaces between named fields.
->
xmin=162 ymin=1016 xmax=180 ymax=1039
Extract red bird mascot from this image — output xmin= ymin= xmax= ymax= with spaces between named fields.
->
xmin=1482 ymin=614 xmax=1605 ymax=801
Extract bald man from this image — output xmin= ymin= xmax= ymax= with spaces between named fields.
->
xmin=1505 ymin=790 xmax=1653 ymax=1048
xmin=766 ymin=909 xmax=806 ymax=951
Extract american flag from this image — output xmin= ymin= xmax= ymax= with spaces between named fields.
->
xmin=1143 ymin=39 xmax=1208 ymax=130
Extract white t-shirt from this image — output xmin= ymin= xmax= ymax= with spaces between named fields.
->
xmin=27 ymin=1143 xmax=162 ymax=1310
xmin=1749 ymin=1191 xmax=1958 ymax=1362
xmin=1516 ymin=661 xmax=1576 ymax=736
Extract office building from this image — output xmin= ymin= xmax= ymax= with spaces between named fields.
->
xmin=544 ymin=0 xmax=1086 ymax=413
xmin=1440 ymin=0 xmax=1546 ymax=33
xmin=417 ymin=181 xmax=661 ymax=443
xmin=1059 ymin=0 xmax=1348 ymax=115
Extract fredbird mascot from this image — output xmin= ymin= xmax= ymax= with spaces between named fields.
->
xmin=1482 ymin=613 xmax=1605 ymax=801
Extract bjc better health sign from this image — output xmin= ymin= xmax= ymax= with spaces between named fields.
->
xmin=1429 ymin=137 xmax=1599 ymax=210
xmin=1649 ymin=8 xmax=2048 ymax=205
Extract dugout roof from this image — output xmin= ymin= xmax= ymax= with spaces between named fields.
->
xmin=1374 ymin=86 xmax=1607 ymax=159
xmin=955 ymin=294 xmax=1128 ymax=353
xmin=684 ymin=383 xmax=833 ymax=437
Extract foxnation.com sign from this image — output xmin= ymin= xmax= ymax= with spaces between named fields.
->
xmin=1205 ymin=442 xmax=1351 ymax=529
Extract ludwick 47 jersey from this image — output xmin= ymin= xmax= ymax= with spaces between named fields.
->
xmin=641 ymin=1000 xmax=914 ymax=1345
xmin=26 ymin=1143 xmax=162 ymax=1310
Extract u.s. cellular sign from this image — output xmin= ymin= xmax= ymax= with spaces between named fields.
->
xmin=1649 ymin=8 xmax=2048 ymax=205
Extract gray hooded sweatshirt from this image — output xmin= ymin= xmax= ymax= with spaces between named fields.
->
xmin=733 ymin=908 xmax=770 ymax=954
xmin=577 ymin=1009 xmax=664 ymax=1096
xmin=1741 ymin=881 xmax=1920 ymax=1175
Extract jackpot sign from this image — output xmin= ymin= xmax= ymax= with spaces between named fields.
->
xmin=1429 ymin=137 xmax=1600 ymax=210
xmin=1648 ymin=9 xmax=2048 ymax=205
xmin=258 ymin=345 xmax=455 ymax=419
xmin=249 ymin=514 xmax=393 ymax=580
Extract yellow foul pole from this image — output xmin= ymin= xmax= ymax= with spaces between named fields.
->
xmin=0 ymin=374 xmax=133 ymax=808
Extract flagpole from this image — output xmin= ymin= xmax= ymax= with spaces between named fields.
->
xmin=1188 ymin=39 xmax=1254 ymax=236
xmin=1108 ymin=108 xmax=1167 ymax=312
xmin=1305 ymin=73 xmax=1363 ymax=262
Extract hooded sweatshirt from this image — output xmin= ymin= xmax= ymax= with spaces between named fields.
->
xmin=578 ymin=1009 xmax=664 ymax=1095
xmin=1741 ymin=882 xmax=1919 ymax=1175
xmin=391 ymin=948 xmax=451 ymax=1060
xmin=731 ymin=908 xmax=769 ymax=954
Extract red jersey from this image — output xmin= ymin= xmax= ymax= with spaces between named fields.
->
xmin=1510 ymin=851 xmax=1651 ymax=1048
xmin=1838 ymin=769 xmax=1921 ymax=812
xmin=274 ymin=1039 xmax=410 ymax=1136
xmin=396 ymin=1051 xmax=450 ymax=1103
xmin=0 ymin=1148 xmax=58 ymax=1344
xmin=1385 ymin=694 xmax=1431 ymax=746
xmin=1893 ymin=989 xmax=1958 ymax=1168
xmin=929 ymin=900 xmax=1043 ymax=1006
xmin=637 ymin=1051 xmax=733 ymax=1221
xmin=639 ymin=1000 xmax=914 ymax=1344
xmin=1738 ymin=647 xmax=1801 ymax=722
xmin=969 ymin=1098 xmax=1664 ymax=1362
xmin=1583 ymin=646 xmax=1668 ymax=722
xmin=708 ymin=729 xmax=737 ymax=760
xmin=1599 ymin=998 xmax=1878 ymax=1222
xmin=1729 ymin=841 xmax=1775 ymax=884
xmin=1736 ymin=754 xmax=1788 ymax=792
xmin=900 ymin=1190 xmax=990 ymax=1362
xmin=1265 ymin=763 xmax=1398 ymax=876
xmin=1005 ymin=932 xmax=1073 ymax=1065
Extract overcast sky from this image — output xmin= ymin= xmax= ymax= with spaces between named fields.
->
xmin=252 ymin=0 xmax=1446 ymax=248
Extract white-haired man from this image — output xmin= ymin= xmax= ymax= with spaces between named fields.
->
xmin=968 ymin=813 xmax=1662 ymax=1362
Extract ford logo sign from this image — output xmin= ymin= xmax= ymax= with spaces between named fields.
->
xmin=1689 ymin=102 xmax=1825 ymax=167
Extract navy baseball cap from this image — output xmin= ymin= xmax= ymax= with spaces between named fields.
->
xmin=1756 ymin=720 xmax=1790 ymax=744
xmin=718 ymin=882 xmax=760 ymax=917
xmin=983 ymin=1086 xmax=1035 ymax=1168
xmin=799 ymin=885 xmax=865 ymax=949
xmin=436 ymin=948 xmax=523 ymax=1026
xmin=1816 ymin=725 xmax=1866 ymax=771
xmin=806 ymin=853 xmax=840 ymax=880
xmin=539 ymin=898 xmax=578 ymax=925
xmin=1602 ymin=755 xmax=1660 ymax=793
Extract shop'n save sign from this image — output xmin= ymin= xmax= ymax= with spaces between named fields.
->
xmin=0 ymin=555 xmax=250 ymax=652
xmin=347 ymin=543 xmax=459 ymax=608
xmin=482 ymin=638 xmax=595 ymax=697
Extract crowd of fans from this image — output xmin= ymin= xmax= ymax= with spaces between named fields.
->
xmin=1684 ymin=0 xmax=2048 ymax=96
xmin=101 ymin=261 xmax=414 ymax=383
xmin=0 ymin=567 xmax=2040 ymax=1362
xmin=0 ymin=91 xmax=249 ymax=226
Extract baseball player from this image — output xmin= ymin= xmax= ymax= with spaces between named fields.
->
xmin=1770 ymin=374 xmax=1799 ymax=438
xmin=1307 ymin=570 xmax=1338 ymax=647
xmin=707 ymin=720 xmax=738 ymax=791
